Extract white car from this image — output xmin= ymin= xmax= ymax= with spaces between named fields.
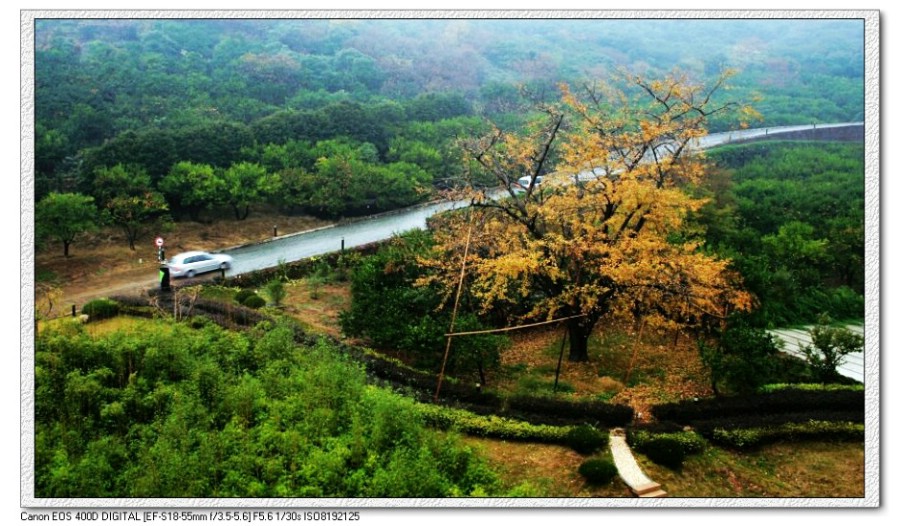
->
xmin=513 ymin=175 xmax=543 ymax=193
xmin=167 ymin=251 xmax=233 ymax=278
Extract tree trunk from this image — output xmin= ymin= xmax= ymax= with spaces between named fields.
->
xmin=567 ymin=318 xmax=593 ymax=362
xmin=232 ymin=204 xmax=243 ymax=220
xmin=477 ymin=359 xmax=486 ymax=387
xmin=63 ymin=240 xmax=71 ymax=258
xmin=126 ymin=228 xmax=137 ymax=251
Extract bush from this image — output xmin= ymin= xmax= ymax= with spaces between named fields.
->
xmin=565 ymin=425 xmax=608 ymax=455
xmin=641 ymin=437 xmax=685 ymax=470
xmin=416 ymin=404 xmax=572 ymax=444
xmin=234 ymin=289 xmax=256 ymax=305
xmin=699 ymin=319 xmax=783 ymax=395
xmin=263 ymin=278 xmax=287 ymax=307
xmin=627 ymin=428 xmax=707 ymax=455
xmin=340 ymin=231 xmax=506 ymax=378
xmin=190 ymin=298 xmax=269 ymax=327
xmin=801 ymin=314 xmax=865 ymax=383
xmin=691 ymin=410 xmax=864 ymax=436
xmin=759 ymin=383 xmax=863 ymax=393
xmin=578 ymin=457 xmax=618 ymax=486
xmin=709 ymin=420 xmax=864 ymax=449
xmin=507 ymin=395 xmax=634 ymax=427
xmin=241 ymin=294 xmax=266 ymax=309
xmin=81 ymin=298 xmax=119 ymax=321
xmin=651 ymin=388 xmax=864 ymax=424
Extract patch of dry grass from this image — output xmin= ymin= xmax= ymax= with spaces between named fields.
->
xmin=488 ymin=322 xmax=713 ymax=421
xmin=280 ymin=279 xmax=351 ymax=338
xmin=639 ymin=440 xmax=865 ymax=498
xmin=462 ymin=436 xmax=633 ymax=498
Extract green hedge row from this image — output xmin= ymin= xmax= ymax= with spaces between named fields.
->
xmin=626 ymin=429 xmax=707 ymax=455
xmin=651 ymin=389 xmax=863 ymax=423
xmin=758 ymin=383 xmax=864 ymax=393
xmin=708 ymin=420 xmax=864 ymax=449
xmin=416 ymin=403 xmax=574 ymax=444
xmin=691 ymin=410 xmax=863 ymax=435
xmin=80 ymin=298 xmax=120 ymax=321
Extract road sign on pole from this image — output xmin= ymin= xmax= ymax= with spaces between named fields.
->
xmin=155 ymin=237 xmax=164 ymax=247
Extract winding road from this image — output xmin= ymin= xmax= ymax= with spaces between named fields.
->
xmin=220 ymin=121 xmax=863 ymax=279
xmin=69 ymin=122 xmax=863 ymax=300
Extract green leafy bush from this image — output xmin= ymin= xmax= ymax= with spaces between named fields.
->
xmin=627 ymin=429 xmax=707 ymax=455
xmin=759 ymin=383 xmax=863 ymax=393
xmin=80 ymin=298 xmax=119 ymax=321
xmin=694 ymin=409 xmax=862 ymax=430
xmin=417 ymin=404 xmax=572 ymax=444
xmin=340 ymin=231 xmax=506 ymax=379
xmin=709 ymin=420 xmax=864 ymax=449
xmin=651 ymin=388 xmax=863 ymax=424
xmin=641 ymin=437 xmax=685 ymax=470
xmin=801 ymin=314 xmax=865 ymax=383
xmin=263 ymin=278 xmax=286 ymax=307
xmin=508 ymin=396 xmax=634 ymax=427
xmin=565 ymin=425 xmax=608 ymax=455
xmin=699 ymin=319 xmax=783 ymax=395
xmin=234 ymin=289 xmax=256 ymax=305
xmin=240 ymin=294 xmax=266 ymax=309
xmin=578 ymin=457 xmax=618 ymax=486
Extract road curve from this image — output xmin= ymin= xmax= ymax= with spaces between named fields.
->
xmin=219 ymin=121 xmax=864 ymax=278
xmin=64 ymin=122 xmax=863 ymax=302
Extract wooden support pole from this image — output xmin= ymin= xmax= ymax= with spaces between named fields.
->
xmin=444 ymin=314 xmax=586 ymax=337
xmin=435 ymin=212 xmax=475 ymax=402
xmin=553 ymin=328 xmax=569 ymax=393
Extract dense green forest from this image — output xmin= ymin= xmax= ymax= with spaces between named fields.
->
xmin=34 ymin=18 xmax=863 ymax=222
xmin=700 ymin=141 xmax=865 ymax=326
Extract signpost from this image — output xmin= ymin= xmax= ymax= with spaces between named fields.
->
xmin=155 ymin=237 xmax=165 ymax=262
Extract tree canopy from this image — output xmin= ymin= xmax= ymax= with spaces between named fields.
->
xmin=35 ymin=192 xmax=99 ymax=257
xmin=422 ymin=71 xmax=754 ymax=361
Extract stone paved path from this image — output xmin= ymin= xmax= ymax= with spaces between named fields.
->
xmin=609 ymin=428 xmax=667 ymax=498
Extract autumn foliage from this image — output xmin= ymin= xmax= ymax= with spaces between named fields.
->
xmin=422 ymin=71 xmax=754 ymax=361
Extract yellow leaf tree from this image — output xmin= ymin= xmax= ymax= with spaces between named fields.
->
xmin=422 ymin=70 xmax=754 ymax=362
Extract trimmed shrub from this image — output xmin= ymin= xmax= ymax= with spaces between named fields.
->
xmin=507 ymin=395 xmax=634 ymax=427
xmin=627 ymin=428 xmax=707 ymax=455
xmin=651 ymin=389 xmax=863 ymax=424
xmin=81 ymin=298 xmax=119 ymax=321
xmin=641 ymin=437 xmax=685 ymax=470
xmin=759 ymin=383 xmax=863 ymax=393
xmin=417 ymin=403 xmax=572 ymax=444
xmin=234 ymin=289 xmax=256 ymax=305
xmin=691 ymin=410 xmax=864 ymax=436
xmin=708 ymin=420 xmax=864 ymax=449
xmin=597 ymin=376 xmax=625 ymax=395
xmin=241 ymin=294 xmax=266 ymax=309
xmin=578 ymin=457 xmax=618 ymax=486
xmin=565 ymin=425 xmax=608 ymax=455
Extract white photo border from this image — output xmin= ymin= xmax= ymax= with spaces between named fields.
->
xmin=20 ymin=9 xmax=881 ymax=509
